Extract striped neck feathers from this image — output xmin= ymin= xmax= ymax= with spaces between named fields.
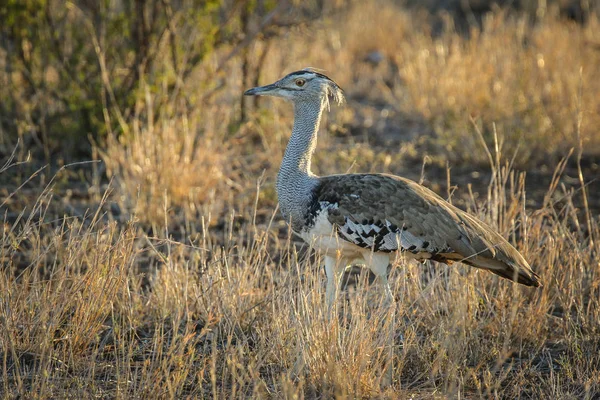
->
xmin=276 ymin=99 xmax=325 ymax=224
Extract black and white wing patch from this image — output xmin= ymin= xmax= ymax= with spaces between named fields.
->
xmin=313 ymin=174 xmax=458 ymax=256
xmin=335 ymin=216 xmax=451 ymax=254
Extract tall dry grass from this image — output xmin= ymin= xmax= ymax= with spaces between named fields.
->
xmin=103 ymin=106 xmax=231 ymax=227
xmin=251 ymin=2 xmax=600 ymax=166
xmin=1 ymin=1 xmax=599 ymax=398
xmin=2 ymin=126 xmax=599 ymax=398
xmin=394 ymin=10 xmax=600 ymax=165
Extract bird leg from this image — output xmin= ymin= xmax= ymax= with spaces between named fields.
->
xmin=294 ymin=255 xmax=344 ymax=379
xmin=379 ymin=273 xmax=394 ymax=308
xmin=324 ymin=255 xmax=345 ymax=313
xmin=362 ymin=251 xmax=395 ymax=387
xmin=362 ymin=252 xmax=394 ymax=307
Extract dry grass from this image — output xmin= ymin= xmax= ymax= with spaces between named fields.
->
xmin=394 ymin=9 xmax=600 ymax=165
xmin=1 ymin=1 xmax=600 ymax=398
xmin=252 ymin=2 xmax=600 ymax=166
xmin=103 ymin=107 xmax=231 ymax=226
xmin=2 ymin=133 xmax=599 ymax=398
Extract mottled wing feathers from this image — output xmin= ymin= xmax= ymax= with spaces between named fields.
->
xmin=316 ymin=174 xmax=461 ymax=254
xmin=314 ymin=173 xmax=541 ymax=287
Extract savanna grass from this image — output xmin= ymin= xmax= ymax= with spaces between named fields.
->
xmin=1 ymin=1 xmax=599 ymax=398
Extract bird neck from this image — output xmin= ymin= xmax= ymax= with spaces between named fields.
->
xmin=286 ymin=101 xmax=324 ymax=174
xmin=278 ymin=100 xmax=324 ymax=183
xmin=277 ymin=99 xmax=325 ymax=226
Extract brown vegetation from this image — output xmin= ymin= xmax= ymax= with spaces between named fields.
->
xmin=1 ymin=1 xmax=599 ymax=398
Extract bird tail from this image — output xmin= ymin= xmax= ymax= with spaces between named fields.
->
xmin=464 ymin=256 xmax=542 ymax=287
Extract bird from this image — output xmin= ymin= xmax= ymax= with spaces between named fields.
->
xmin=244 ymin=69 xmax=542 ymax=308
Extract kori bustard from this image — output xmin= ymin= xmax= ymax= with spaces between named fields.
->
xmin=244 ymin=69 xmax=541 ymax=307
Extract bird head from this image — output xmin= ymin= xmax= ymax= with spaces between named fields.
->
xmin=244 ymin=69 xmax=345 ymax=109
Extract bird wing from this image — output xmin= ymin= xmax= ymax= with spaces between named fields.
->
xmin=314 ymin=173 xmax=541 ymax=286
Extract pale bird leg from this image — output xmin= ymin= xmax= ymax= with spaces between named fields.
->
xmin=324 ymin=254 xmax=346 ymax=312
xmin=362 ymin=251 xmax=394 ymax=306
xmin=362 ymin=251 xmax=395 ymax=387
xmin=293 ymin=253 xmax=346 ymax=379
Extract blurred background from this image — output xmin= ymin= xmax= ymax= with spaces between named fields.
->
xmin=0 ymin=0 xmax=600 ymax=228
xmin=1 ymin=0 xmax=599 ymax=230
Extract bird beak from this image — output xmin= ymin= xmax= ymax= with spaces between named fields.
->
xmin=244 ymin=83 xmax=278 ymax=96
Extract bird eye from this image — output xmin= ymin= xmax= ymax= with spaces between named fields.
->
xmin=295 ymin=79 xmax=305 ymax=87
